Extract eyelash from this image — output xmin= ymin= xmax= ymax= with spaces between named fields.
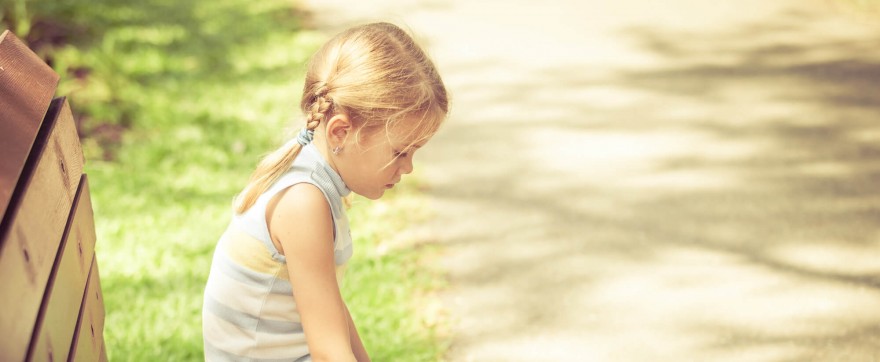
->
xmin=394 ymin=150 xmax=409 ymax=158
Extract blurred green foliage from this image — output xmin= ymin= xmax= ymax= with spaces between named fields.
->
xmin=3 ymin=0 xmax=447 ymax=360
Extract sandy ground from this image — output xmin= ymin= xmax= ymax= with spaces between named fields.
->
xmin=303 ymin=1 xmax=880 ymax=360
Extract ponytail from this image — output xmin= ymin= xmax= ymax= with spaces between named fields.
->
xmin=233 ymin=141 xmax=304 ymax=214
xmin=234 ymin=85 xmax=332 ymax=214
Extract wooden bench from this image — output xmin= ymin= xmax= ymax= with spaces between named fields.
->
xmin=0 ymin=30 xmax=107 ymax=362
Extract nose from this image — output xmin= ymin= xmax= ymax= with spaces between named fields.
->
xmin=400 ymin=156 xmax=414 ymax=175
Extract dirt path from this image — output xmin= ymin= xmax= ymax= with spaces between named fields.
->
xmin=304 ymin=1 xmax=880 ymax=360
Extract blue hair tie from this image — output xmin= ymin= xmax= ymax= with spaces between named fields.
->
xmin=296 ymin=128 xmax=314 ymax=146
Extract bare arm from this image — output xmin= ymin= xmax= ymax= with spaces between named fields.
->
xmin=267 ymin=184 xmax=356 ymax=362
xmin=345 ymin=304 xmax=370 ymax=362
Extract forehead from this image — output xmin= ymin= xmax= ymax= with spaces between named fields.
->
xmin=381 ymin=117 xmax=436 ymax=147
xmin=390 ymin=133 xmax=426 ymax=148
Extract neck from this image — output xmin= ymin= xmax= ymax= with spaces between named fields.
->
xmin=311 ymin=131 xmax=341 ymax=174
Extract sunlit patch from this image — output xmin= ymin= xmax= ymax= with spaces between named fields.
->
xmin=765 ymin=241 xmax=880 ymax=276
xmin=793 ymin=161 xmax=853 ymax=178
xmin=623 ymin=168 xmax=742 ymax=190
xmin=524 ymin=127 xmax=763 ymax=191
xmin=850 ymin=127 xmax=880 ymax=142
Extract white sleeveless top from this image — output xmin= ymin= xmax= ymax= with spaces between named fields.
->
xmin=202 ymin=142 xmax=352 ymax=361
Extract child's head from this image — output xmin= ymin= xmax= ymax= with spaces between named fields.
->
xmin=235 ymin=22 xmax=448 ymax=212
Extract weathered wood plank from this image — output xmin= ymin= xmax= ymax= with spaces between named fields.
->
xmin=27 ymin=176 xmax=96 ymax=362
xmin=0 ymin=30 xmax=61 ymax=223
xmin=0 ymin=97 xmax=84 ymax=362
xmin=69 ymin=257 xmax=105 ymax=362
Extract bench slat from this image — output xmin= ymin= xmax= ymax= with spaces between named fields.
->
xmin=0 ymin=30 xmax=61 ymax=223
xmin=27 ymin=175 xmax=96 ymax=362
xmin=0 ymin=97 xmax=84 ymax=362
xmin=69 ymin=257 xmax=105 ymax=362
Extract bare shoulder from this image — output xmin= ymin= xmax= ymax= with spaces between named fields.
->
xmin=266 ymin=183 xmax=333 ymax=255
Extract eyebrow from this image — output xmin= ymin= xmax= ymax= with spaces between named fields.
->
xmin=398 ymin=143 xmax=424 ymax=150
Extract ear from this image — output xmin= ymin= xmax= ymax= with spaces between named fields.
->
xmin=325 ymin=113 xmax=352 ymax=146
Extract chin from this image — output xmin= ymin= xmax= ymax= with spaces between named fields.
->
xmin=356 ymin=190 xmax=384 ymax=200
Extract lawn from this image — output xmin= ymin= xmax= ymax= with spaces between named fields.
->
xmin=3 ymin=0 xmax=447 ymax=360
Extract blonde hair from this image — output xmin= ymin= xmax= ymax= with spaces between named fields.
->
xmin=233 ymin=22 xmax=448 ymax=213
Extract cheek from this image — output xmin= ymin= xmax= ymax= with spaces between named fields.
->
xmin=377 ymin=164 xmax=396 ymax=181
xmin=364 ymin=154 xmax=394 ymax=181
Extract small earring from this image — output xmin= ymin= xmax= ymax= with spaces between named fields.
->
xmin=332 ymin=146 xmax=342 ymax=155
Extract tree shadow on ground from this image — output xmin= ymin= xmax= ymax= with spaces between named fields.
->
xmin=428 ymin=5 xmax=880 ymax=360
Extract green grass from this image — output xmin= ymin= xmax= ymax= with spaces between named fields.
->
xmin=3 ymin=0 xmax=447 ymax=360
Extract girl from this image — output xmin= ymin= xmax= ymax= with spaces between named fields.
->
xmin=202 ymin=22 xmax=448 ymax=361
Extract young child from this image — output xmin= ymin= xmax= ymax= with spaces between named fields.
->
xmin=202 ymin=22 xmax=448 ymax=361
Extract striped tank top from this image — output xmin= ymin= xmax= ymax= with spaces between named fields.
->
xmin=202 ymin=142 xmax=353 ymax=361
